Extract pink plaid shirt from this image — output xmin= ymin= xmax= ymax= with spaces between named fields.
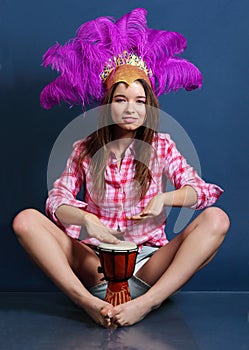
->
xmin=46 ymin=133 xmax=223 ymax=250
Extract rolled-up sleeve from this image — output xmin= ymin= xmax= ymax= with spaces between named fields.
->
xmin=163 ymin=134 xmax=224 ymax=210
xmin=46 ymin=140 xmax=87 ymax=238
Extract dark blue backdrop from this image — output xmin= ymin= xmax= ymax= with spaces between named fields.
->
xmin=1 ymin=0 xmax=248 ymax=291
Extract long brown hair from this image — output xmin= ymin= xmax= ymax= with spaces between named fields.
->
xmin=78 ymin=79 xmax=159 ymax=201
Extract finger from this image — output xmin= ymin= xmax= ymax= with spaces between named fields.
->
xmin=140 ymin=211 xmax=154 ymax=217
xmin=142 ymin=207 xmax=160 ymax=217
xmin=101 ymin=234 xmax=120 ymax=244
xmin=115 ymin=232 xmax=125 ymax=241
xmin=127 ymin=213 xmax=153 ymax=220
xmin=109 ymin=231 xmax=123 ymax=243
xmin=97 ymin=234 xmax=105 ymax=242
xmin=110 ymin=229 xmax=125 ymax=236
xmin=140 ymin=209 xmax=150 ymax=215
xmin=126 ymin=214 xmax=144 ymax=220
xmin=96 ymin=230 xmax=120 ymax=243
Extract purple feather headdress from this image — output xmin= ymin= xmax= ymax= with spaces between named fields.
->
xmin=40 ymin=8 xmax=202 ymax=109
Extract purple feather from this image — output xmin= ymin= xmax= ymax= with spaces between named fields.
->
xmin=40 ymin=8 xmax=202 ymax=109
xmin=155 ymin=57 xmax=202 ymax=96
xmin=145 ymin=29 xmax=186 ymax=59
xmin=115 ymin=8 xmax=148 ymax=53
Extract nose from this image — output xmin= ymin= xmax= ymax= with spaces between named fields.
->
xmin=125 ymin=102 xmax=135 ymax=114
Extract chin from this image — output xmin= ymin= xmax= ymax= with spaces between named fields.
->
xmin=122 ymin=127 xmax=140 ymax=134
xmin=114 ymin=123 xmax=141 ymax=137
xmin=119 ymin=123 xmax=141 ymax=130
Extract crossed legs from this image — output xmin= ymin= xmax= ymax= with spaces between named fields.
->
xmin=113 ymin=207 xmax=230 ymax=326
xmin=12 ymin=209 xmax=115 ymax=328
xmin=12 ymin=206 xmax=229 ymax=328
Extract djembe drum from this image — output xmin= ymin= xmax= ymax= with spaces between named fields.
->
xmin=97 ymin=241 xmax=138 ymax=306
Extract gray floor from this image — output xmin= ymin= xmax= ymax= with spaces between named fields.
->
xmin=0 ymin=292 xmax=248 ymax=350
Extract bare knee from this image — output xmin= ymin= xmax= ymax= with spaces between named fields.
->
xmin=12 ymin=208 xmax=41 ymax=238
xmin=202 ymin=207 xmax=230 ymax=237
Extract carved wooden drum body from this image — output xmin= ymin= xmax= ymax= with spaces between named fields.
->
xmin=97 ymin=241 xmax=138 ymax=306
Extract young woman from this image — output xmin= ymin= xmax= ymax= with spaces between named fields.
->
xmin=12 ymin=9 xmax=230 ymax=328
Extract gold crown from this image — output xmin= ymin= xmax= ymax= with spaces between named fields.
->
xmin=100 ymin=51 xmax=152 ymax=89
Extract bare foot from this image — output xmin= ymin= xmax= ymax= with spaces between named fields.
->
xmin=82 ymin=296 xmax=116 ymax=328
xmin=113 ymin=296 xmax=159 ymax=327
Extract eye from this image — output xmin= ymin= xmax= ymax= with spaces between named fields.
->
xmin=114 ymin=98 xmax=126 ymax=103
xmin=136 ymin=100 xmax=146 ymax=104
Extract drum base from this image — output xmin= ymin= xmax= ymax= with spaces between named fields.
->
xmin=105 ymin=281 xmax=131 ymax=306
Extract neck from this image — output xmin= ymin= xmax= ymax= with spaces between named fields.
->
xmin=112 ymin=125 xmax=136 ymax=140
xmin=111 ymin=126 xmax=135 ymax=155
xmin=110 ymin=138 xmax=133 ymax=157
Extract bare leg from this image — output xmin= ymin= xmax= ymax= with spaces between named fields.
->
xmin=12 ymin=209 xmax=114 ymax=328
xmin=113 ymin=207 xmax=230 ymax=326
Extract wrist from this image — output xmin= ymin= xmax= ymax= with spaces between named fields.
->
xmin=80 ymin=210 xmax=92 ymax=226
xmin=161 ymin=186 xmax=198 ymax=208
xmin=161 ymin=192 xmax=173 ymax=207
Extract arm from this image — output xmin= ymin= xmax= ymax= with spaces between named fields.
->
xmin=46 ymin=140 xmax=87 ymax=239
xmin=46 ymin=140 xmax=120 ymax=243
xmin=54 ymin=185 xmax=198 ymax=224
xmin=55 ymin=204 xmax=90 ymax=226
xmin=163 ymin=133 xmax=223 ymax=210
xmin=55 ymin=204 xmax=120 ymax=243
xmin=127 ymin=185 xmax=197 ymax=220
xmin=162 ymin=185 xmax=198 ymax=208
xmin=128 ymin=134 xmax=223 ymax=221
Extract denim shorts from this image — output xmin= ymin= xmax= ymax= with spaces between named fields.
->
xmin=88 ymin=245 xmax=159 ymax=300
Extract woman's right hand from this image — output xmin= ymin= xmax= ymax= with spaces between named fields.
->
xmin=83 ymin=212 xmax=121 ymax=244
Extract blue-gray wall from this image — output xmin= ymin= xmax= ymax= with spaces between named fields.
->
xmin=1 ymin=0 xmax=248 ymax=291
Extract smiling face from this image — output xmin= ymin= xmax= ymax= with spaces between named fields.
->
xmin=111 ymin=81 xmax=147 ymax=138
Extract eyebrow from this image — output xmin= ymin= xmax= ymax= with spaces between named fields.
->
xmin=113 ymin=94 xmax=146 ymax=99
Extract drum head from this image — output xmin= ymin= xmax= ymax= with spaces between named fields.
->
xmin=98 ymin=241 xmax=137 ymax=252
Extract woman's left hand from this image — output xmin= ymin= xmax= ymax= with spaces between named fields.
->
xmin=127 ymin=193 xmax=165 ymax=222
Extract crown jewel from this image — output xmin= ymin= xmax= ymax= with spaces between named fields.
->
xmin=100 ymin=51 xmax=152 ymax=83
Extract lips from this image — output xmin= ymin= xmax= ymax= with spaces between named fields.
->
xmin=122 ymin=116 xmax=138 ymax=123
